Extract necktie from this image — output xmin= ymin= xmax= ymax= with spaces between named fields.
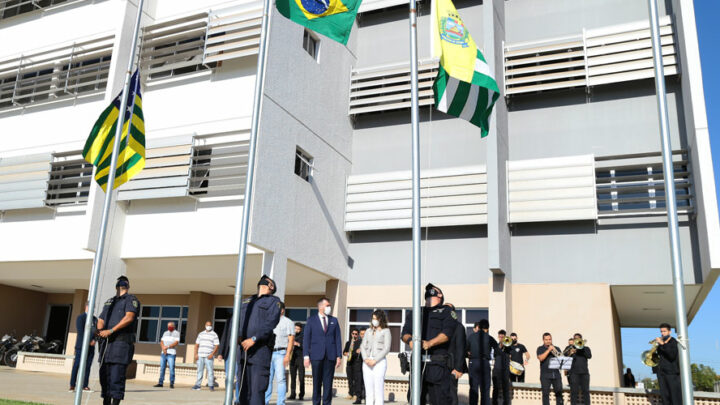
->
xmin=322 ymin=316 xmax=327 ymax=333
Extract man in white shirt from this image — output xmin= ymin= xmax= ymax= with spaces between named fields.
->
xmin=154 ymin=322 xmax=180 ymax=388
xmin=265 ymin=303 xmax=295 ymax=405
xmin=192 ymin=321 xmax=220 ymax=391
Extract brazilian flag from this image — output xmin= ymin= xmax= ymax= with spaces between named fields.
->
xmin=83 ymin=70 xmax=145 ymax=192
xmin=277 ymin=0 xmax=362 ymax=45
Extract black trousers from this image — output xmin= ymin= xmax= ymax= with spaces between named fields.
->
xmin=468 ymin=360 xmax=481 ymax=405
xmin=99 ymin=362 xmax=127 ymax=400
xmin=658 ymin=373 xmax=682 ymax=405
xmin=419 ymin=363 xmax=453 ymax=405
xmin=311 ymin=359 xmax=335 ymax=405
xmin=509 ymin=372 xmax=525 ymax=383
xmin=540 ymin=376 xmax=563 ymax=405
xmin=569 ymin=373 xmax=589 ymax=405
xmin=492 ymin=370 xmax=511 ymax=405
xmin=289 ymin=354 xmax=305 ymax=398
xmin=346 ymin=360 xmax=363 ymax=398
xmin=239 ymin=362 xmax=270 ymax=405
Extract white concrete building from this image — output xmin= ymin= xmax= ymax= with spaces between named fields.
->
xmin=0 ymin=0 xmax=718 ymax=394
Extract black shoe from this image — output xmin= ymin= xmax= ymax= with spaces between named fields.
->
xmin=288 ymin=394 xmax=296 ymax=400
xmin=153 ymin=383 xmax=163 ymax=387
xmin=353 ymin=400 xmax=363 ymax=404
xmin=170 ymin=383 xmax=174 ymax=389
xmin=299 ymin=396 xmax=304 ymax=401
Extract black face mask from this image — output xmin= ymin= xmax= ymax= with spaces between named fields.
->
xmin=257 ymin=276 xmax=276 ymax=294
xmin=424 ymin=284 xmax=444 ymax=305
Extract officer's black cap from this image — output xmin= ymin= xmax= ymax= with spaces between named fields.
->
xmin=425 ymin=283 xmax=442 ymax=295
xmin=257 ymin=275 xmax=276 ymax=294
xmin=116 ymin=275 xmax=130 ymax=288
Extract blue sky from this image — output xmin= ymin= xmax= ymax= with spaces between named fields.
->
xmin=620 ymin=0 xmax=720 ymax=381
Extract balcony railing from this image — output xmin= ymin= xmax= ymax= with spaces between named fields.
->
xmin=0 ymin=0 xmax=83 ymax=20
xmin=595 ymin=150 xmax=692 ymax=217
xmin=349 ymin=59 xmax=438 ymax=115
xmin=504 ymin=16 xmax=678 ymax=95
xmin=0 ymin=34 xmax=113 ymax=112
xmin=139 ymin=3 xmax=261 ymax=82
xmin=45 ymin=150 xmax=92 ymax=207
xmin=114 ymin=131 xmax=249 ymax=201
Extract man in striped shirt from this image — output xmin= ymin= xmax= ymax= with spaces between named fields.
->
xmin=192 ymin=321 xmax=219 ymax=391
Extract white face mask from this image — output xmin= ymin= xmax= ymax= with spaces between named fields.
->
xmin=205 ymin=326 xmax=212 ymax=331
xmin=323 ymin=306 xmax=332 ymax=316
xmin=371 ymin=319 xmax=379 ymax=327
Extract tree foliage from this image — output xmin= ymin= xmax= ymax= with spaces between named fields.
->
xmin=691 ymin=363 xmax=719 ymax=392
xmin=641 ymin=377 xmax=659 ymax=390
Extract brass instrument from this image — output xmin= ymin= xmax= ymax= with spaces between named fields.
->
xmin=550 ymin=345 xmax=562 ymax=357
xmin=502 ymin=336 xmax=513 ymax=347
xmin=641 ymin=339 xmax=660 ymax=367
xmin=572 ymin=338 xmax=587 ymax=350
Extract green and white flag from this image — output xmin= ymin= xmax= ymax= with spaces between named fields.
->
xmin=433 ymin=0 xmax=499 ymax=136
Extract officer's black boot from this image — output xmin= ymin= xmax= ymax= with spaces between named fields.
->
xmin=111 ymin=398 xmax=121 ymax=405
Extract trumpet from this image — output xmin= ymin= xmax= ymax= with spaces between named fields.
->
xmin=572 ymin=338 xmax=587 ymax=350
xmin=550 ymin=345 xmax=562 ymax=357
xmin=502 ymin=336 xmax=513 ymax=347
xmin=641 ymin=339 xmax=660 ymax=367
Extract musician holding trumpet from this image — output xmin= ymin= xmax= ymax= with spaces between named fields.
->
xmin=564 ymin=333 xmax=592 ymax=405
xmin=537 ymin=333 xmax=564 ymax=405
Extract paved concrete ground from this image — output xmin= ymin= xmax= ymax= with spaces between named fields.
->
xmin=0 ymin=367 xmax=365 ymax=405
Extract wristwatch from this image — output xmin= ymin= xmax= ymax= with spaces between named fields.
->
xmin=251 ymin=336 xmax=257 ymax=342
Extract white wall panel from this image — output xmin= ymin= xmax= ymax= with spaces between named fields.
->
xmin=507 ymin=154 xmax=597 ymax=223
xmin=345 ymin=165 xmax=487 ymax=231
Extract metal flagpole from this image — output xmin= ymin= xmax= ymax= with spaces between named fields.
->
xmin=72 ymin=1 xmax=144 ymax=404
xmin=224 ymin=0 xmax=272 ymax=402
xmin=647 ymin=1 xmax=694 ymax=404
xmin=408 ymin=0 xmax=422 ymax=402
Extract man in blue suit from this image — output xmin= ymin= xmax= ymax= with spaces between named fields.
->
xmin=303 ymin=297 xmax=342 ymax=405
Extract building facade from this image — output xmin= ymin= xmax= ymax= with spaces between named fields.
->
xmin=0 ymin=0 xmax=718 ymax=388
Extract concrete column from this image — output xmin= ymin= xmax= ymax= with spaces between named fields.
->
xmin=488 ymin=274 xmax=512 ymax=334
xmin=261 ymin=251 xmax=288 ymax=300
xmin=185 ymin=291 xmax=213 ymax=361
xmin=483 ymin=0 xmax=511 ymax=335
xmin=65 ymin=289 xmax=89 ymax=354
xmin=82 ymin=0 xmax=150 ymax=314
xmin=325 ymin=279 xmax=348 ymax=341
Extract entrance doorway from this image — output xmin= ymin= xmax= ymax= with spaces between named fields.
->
xmin=45 ymin=305 xmax=71 ymax=353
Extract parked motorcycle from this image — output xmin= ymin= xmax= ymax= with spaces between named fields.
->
xmin=3 ymin=334 xmax=47 ymax=368
xmin=0 ymin=333 xmax=17 ymax=366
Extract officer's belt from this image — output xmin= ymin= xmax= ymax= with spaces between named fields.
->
xmin=421 ymin=354 xmax=448 ymax=363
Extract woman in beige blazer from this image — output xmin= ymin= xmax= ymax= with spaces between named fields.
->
xmin=361 ymin=309 xmax=392 ymax=405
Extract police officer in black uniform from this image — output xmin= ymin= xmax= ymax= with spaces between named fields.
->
xmin=655 ymin=323 xmax=681 ymax=405
xmin=401 ymin=283 xmax=456 ymax=405
xmin=492 ymin=330 xmax=512 ymax=405
xmin=234 ymin=275 xmax=282 ymax=405
xmin=96 ymin=275 xmax=140 ymax=405
xmin=446 ymin=303 xmax=467 ymax=405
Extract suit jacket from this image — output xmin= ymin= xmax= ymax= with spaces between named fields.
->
xmin=303 ymin=314 xmax=342 ymax=362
